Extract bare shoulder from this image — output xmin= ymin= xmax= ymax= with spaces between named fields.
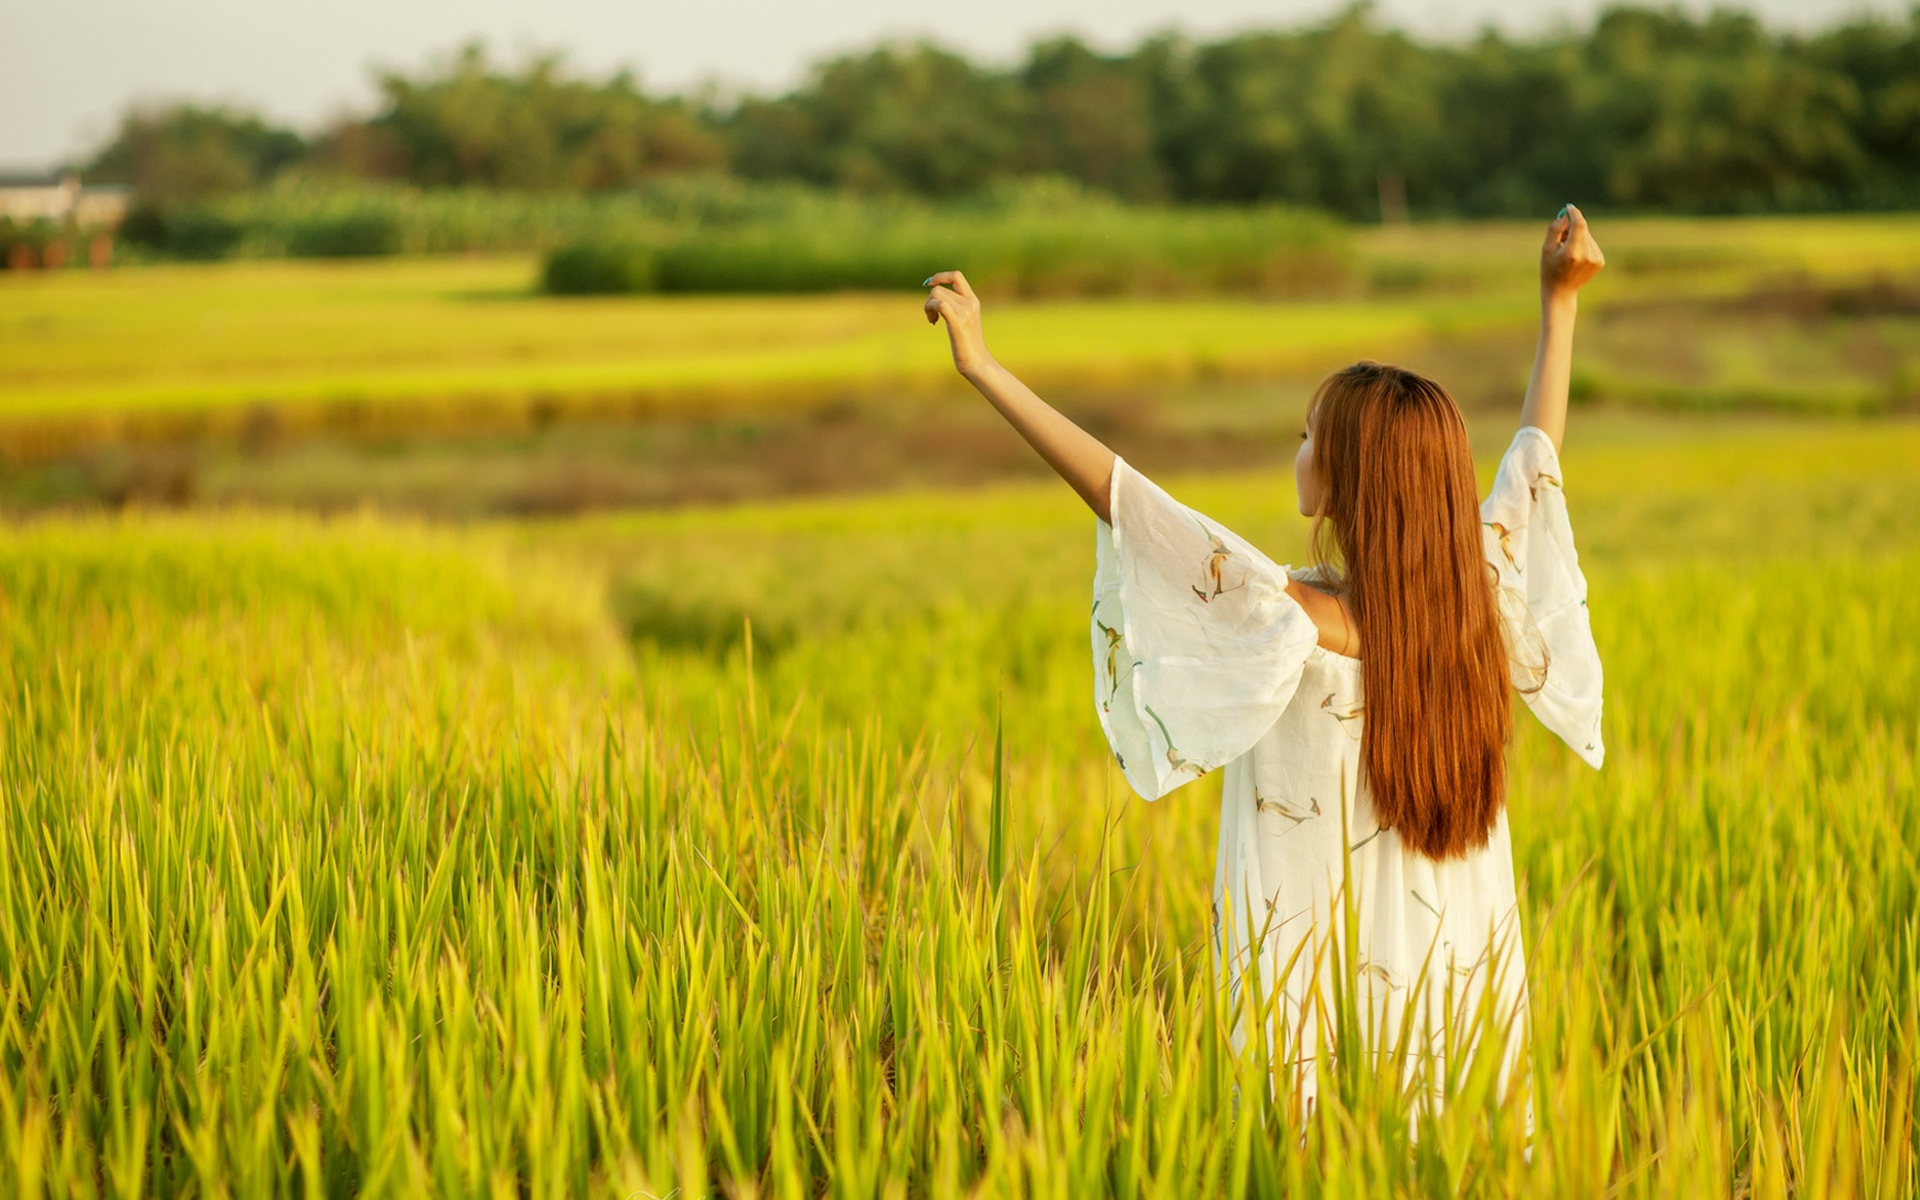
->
xmin=1285 ymin=576 xmax=1363 ymax=660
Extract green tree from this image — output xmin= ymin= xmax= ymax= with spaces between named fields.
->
xmin=1579 ymin=8 xmax=1867 ymax=211
xmin=1142 ymin=10 xmax=1447 ymax=216
xmin=85 ymin=104 xmax=305 ymax=202
xmin=1806 ymin=10 xmax=1920 ymax=206
xmin=362 ymin=42 xmax=725 ymax=189
xmin=727 ymin=42 xmax=1024 ymax=194
xmin=1015 ymin=37 xmax=1167 ymax=201
xmin=76 ymin=6 xmax=1920 ymax=218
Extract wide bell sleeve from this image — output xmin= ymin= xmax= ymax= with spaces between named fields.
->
xmin=1092 ymin=457 xmax=1323 ymax=801
xmin=1481 ymin=424 xmax=1606 ymax=768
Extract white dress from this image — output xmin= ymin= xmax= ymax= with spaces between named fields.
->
xmin=1090 ymin=424 xmax=1604 ymax=1123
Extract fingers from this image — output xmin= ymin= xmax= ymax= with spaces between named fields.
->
xmin=1548 ymin=204 xmax=1597 ymax=259
xmin=923 ymin=284 xmax=966 ymax=324
xmin=923 ymin=270 xmax=975 ymax=300
xmin=1540 ymin=202 xmax=1605 ymax=296
xmin=1565 ymin=203 xmax=1589 ymax=235
xmin=1562 ymin=204 xmax=1602 ymax=264
xmin=1549 ymin=203 xmax=1588 ymax=231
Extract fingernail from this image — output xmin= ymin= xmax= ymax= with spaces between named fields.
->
xmin=921 ymin=276 xmax=933 ymax=287
xmin=1557 ymin=205 xmax=1569 ymax=221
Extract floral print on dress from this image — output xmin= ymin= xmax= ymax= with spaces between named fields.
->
xmin=1143 ymin=704 xmax=1205 ymax=780
xmin=1484 ymin=520 xmax=1523 ymax=573
xmin=1096 ymin=620 xmax=1141 ymax=714
xmin=1191 ymin=525 xmax=1249 ymax=603
xmin=1356 ymin=961 xmax=1407 ymax=993
xmin=1318 ymin=691 xmax=1365 ymax=740
xmin=1254 ymin=788 xmax=1320 ymax=827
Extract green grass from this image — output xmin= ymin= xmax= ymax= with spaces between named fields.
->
xmin=0 ymin=416 xmax=1915 ymax=1196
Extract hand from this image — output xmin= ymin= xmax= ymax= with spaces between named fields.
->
xmin=923 ymin=270 xmax=992 ymax=379
xmin=1540 ymin=204 xmax=1605 ymax=302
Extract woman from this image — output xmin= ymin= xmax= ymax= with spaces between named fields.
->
xmin=922 ymin=206 xmax=1608 ymax=1129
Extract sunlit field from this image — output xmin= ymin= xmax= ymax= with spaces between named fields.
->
xmin=1 ymin=412 xmax=1914 ymax=1196
xmin=5 ymin=214 xmax=1920 ymax=448
xmin=0 ymin=261 xmax=1477 ymax=421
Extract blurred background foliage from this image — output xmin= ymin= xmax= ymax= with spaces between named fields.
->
xmin=66 ymin=3 xmax=1920 ymax=261
xmin=7 ymin=1 xmax=1920 ymax=512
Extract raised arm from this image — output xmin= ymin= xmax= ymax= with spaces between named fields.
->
xmin=1520 ymin=204 xmax=1606 ymax=456
xmin=923 ymin=270 xmax=1118 ymax=522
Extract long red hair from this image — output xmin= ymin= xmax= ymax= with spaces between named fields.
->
xmin=1306 ymin=361 xmax=1513 ymax=861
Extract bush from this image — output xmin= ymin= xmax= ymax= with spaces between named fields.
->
xmin=117 ymin=181 xmax=681 ymax=261
xmin=170 ymin=213 xmax=247 ymax=261
xmin=541 ymin=194 xmax=1351 ymax=298
xmin=284 ymin=212 xmax=402 ymax=257
xmin=120 ymin=204 xmax=246 ymax=260
xmin=542 ymin=241 xmax=659 ymax=294
xmin=116 ymin=178 xmax=1354 ymax=299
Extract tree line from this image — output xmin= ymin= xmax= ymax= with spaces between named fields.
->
xmin=81 ymin=4 xmax=1920 ymax=219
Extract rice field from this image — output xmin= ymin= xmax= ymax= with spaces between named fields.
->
xmin=5 ymin=213 xmax=1920 ymax=452
xmin=0 ymin=257 xmax=1497 ymax=430
xmin=1 ymin=413 xmax=1915 ymax=1197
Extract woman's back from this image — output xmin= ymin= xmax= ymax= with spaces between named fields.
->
xmin=925 ymin=203 xmax=1610 ymax=1142
xmin=1229 ymin=639 xmax=1531 ymax=1124
xmin=1090 ymin=423 xmax=1604 ymax=1125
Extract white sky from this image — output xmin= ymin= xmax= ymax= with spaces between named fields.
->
xmin=1 ymin=0 xmax=1908 ymax=168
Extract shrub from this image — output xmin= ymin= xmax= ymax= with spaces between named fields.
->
xmin=542 ymin=201 xmax=1350 ymax=297
xmin=542 ymin=241 xmax=660 ymax=294
xmin=284 ymin=211 xmax=402 ymax=257
xmin=120 ymin=204 xmax=246 ymax=260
